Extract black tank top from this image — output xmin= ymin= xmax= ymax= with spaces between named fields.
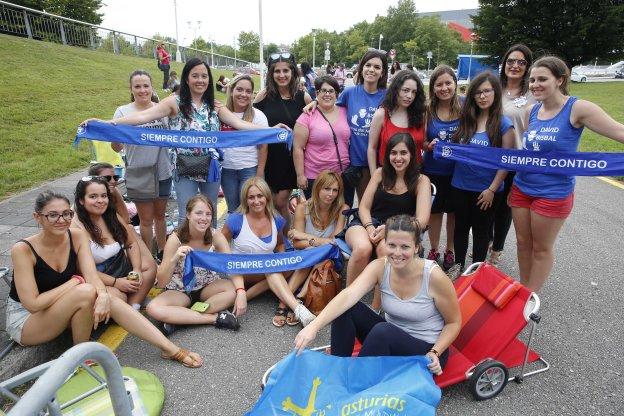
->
xmin=370 ymin=184 xmax=416 ymax=223
xmin=9 ymin=230 xmax=78 ymax=303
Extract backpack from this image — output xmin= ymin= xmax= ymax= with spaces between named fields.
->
xmin=303 ymin=259 xmax=342 ymax=315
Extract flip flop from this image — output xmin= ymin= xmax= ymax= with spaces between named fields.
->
xmin=285 ymin=309 xmax=300 ymax=326
xmin=162 ymin=348 xmax=203 ymax=368
xmin=272 ymin=306 xmax=288 ymax=327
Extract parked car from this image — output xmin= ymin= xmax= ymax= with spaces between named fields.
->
xmin=571 ymin=71 xmax=587 ymax=82
xmin=615 ymin=68 xmax=624 ymax=79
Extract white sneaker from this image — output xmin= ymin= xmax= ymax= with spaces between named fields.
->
xmin=294 ymin=303 xmax=316 ymax=327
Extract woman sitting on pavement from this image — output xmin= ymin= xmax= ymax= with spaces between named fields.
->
xmin=284 ymin=171 xmax=349 ymax=324
xmin=295 ymin=214 xmax=460 ymax=375
xmin=71 ymin=176 xmax=155 ymax=309
xmin=367 ymin=69 xmax=426 ymax=176
xmin=345 ymin=133 xmax=431 ymax=310
xmin=293 ymin=75 xmax=350 ymax=199
xmin=221 ymin=177 xmax=316 ymax=327
xmin=146 ymin=195 xmax=243 ymax=334
xmin=7 ymin=191 xmax=203 ymax=367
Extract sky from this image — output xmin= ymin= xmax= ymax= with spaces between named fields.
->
xmin=99 ymin=0 xmax=478 ymax=47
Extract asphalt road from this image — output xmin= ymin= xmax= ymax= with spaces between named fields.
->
xmin=114 ymin=176 xmax=624 ymax=416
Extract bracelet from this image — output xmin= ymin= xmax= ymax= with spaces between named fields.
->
xmin=236 ymin=287 xmax=246 ymax=293
xmin=363 ymin=222 xmax=374 ymax=230
xmin=429 ymin=348 xmax=440 ymax=357
xmin=486 ymin=188 xmax=495 ymax=194
xmin=72 ymin=275 xmax=85 ymax=284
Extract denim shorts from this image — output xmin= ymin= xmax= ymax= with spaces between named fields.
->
xmin=5 ymin=297 xmax=30 ymax=345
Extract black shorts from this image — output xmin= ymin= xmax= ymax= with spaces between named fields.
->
xmin=428 ymin=174 xmax=454 ymax=214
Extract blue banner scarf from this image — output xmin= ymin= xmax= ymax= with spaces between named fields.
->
xmin=433 ymin=143 xmax=624 ymax=176
xmin=248 ymin=350 xmax=440 ymax=416
xmin=183 ymin=244 xmax=341 ymax=293
xmin=74 ymin=121 xmax=293 ymax=150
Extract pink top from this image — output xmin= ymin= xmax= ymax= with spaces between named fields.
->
xmin=296 ymin=106 xmax=350 ymax=179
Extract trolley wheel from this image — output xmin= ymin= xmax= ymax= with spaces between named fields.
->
xmin=469 ymin=360 xmax=509 ymax=401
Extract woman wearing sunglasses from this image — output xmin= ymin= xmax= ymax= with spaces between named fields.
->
xmin=7 ymin=191 xmax=203 ymax=368
xmin=110 ymin=70 xmax=172 ymax=259
xmin=254 ymin=53 xmax=313 ymax=227
xmin=71 ymin=176 xmax=155 ymax=309
xmin=488 ymin=44 xmax=536 ymax=265
xmin=450 ymin=72 xmax=515 ymax=275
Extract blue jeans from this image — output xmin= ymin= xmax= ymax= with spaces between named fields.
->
xmin=175 ymin=172 xmax=220 ymax=227
xmin=221 ymin=167 xmax=257 ymax=213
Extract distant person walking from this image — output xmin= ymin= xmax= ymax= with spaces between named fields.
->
xmin=156 ymin=42 xmax=171 ymax=90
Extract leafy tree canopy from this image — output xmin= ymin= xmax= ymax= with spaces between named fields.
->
xmin=13 ymin=0 xmax=103 ymax=24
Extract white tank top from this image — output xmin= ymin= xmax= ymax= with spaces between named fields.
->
xmin=89 ymin=240 xmax=122 ymax=264
xmin=231 ymin=214 xmax=277 ymax=254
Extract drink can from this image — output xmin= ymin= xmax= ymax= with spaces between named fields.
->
xmin=127 ymin=271 xmax=140 ymax=281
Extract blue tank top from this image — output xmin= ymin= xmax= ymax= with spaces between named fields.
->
xmin=451 ymin=116 xmax=513 ymax=193
xmin=514 ymin=97 xmax=584 ymax=198
xmin=422 ymin=117 xmax=459 ymax=176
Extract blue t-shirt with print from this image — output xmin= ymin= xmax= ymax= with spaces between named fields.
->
xmin=225 ymin=212 xmax=287 ymax=243
xmin=514 ymin=97 xmax=584 ymax=199
xmin=452 ymin=116 xmax=514 ymax=192
xmin=336 ymin=85 xmax=386 ymax=167
xmin=423 ymin=117 xmax=460 ymax=176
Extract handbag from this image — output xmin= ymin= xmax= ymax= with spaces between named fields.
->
xmin=341 ymin=165 xmax=362 ymax=188
xmin=125 ymin=165 xmax=159 ymax=200
xmin=97 ymin=248 xmax=132 ymax=278
xmin=176 ymin=153 xmax=211 ymax=178
xmin=303 ymin=259 xmax=342 ymax=315
xmin=317 ymin=109 xmax=344 ymax=171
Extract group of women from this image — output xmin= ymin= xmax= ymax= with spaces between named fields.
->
xmin=6 ymin=44 xmax=624 ymax=377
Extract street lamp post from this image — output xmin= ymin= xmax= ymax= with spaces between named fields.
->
xmin=258 ymin=0 xmax=265 ymax=87
xmin=312 ymin=31 xmax=316 ymax=68
xmin=173 ymin=0 xmax=182 ymax=62
xmin=378 ymin=33 xmax=383 ymax=50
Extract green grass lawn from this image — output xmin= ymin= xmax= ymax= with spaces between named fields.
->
xmin=0 ymin=34 xmax=256 ymax=200
xmin=1 ymin=33 xmax=623 ymax=200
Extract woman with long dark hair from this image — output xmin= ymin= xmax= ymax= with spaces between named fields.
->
xmin=253 ymin=53 xmax=313 ymax=226
xmin=367 ymin=69 xmax=426 ymax=176
xmin=345 ymin=133 xmax=431 ymax=310
xmin=422 ymin=65 xmax=463 ymax=270
xmin=450 ymin=72 xmax=515 ymax=275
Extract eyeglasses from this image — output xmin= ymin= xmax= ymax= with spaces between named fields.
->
xmin=318 ymin=88 xmax=336 ymax=95
xmin=506 ymin=58 xmax=528 ymax=67
xmin=474 ymin=88 xmax=494 ymax=97
xmin=39 ymin=210 xmax=74 ymax=223
xmin=268 ymin=53 xmax=295 ymax=65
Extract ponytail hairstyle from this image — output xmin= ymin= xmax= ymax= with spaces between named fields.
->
xmin=129 ymin=70 xmax=158 ymax=103
xmin=225 ymin=74 xmax=256 ymax=123
xmin=530 ymin=56 xmax=570 ymax=95
xmin=34 ymin=190 xmax=70 ymax=214
xmin=427 ymin=65 xmax=462 ymax=122
xmin=385 ymin=214 xmax=422 ymax=246
xmin=177 ymin=194 xmax=213 ymax=245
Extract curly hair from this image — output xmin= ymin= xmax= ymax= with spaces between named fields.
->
xmin=382 ymin=69 xmax=426 ymax=129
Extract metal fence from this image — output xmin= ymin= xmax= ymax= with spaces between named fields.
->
xmin=0 ymin=0 xmax=254 ymax=70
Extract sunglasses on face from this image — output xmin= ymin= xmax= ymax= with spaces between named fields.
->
xmin=268 ymin=53 xmax=295 ymax=65
xmin=506 ymin=58 xmax=528 ymax=67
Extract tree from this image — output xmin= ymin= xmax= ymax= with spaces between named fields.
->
xmin=237 ymin=31 xmax=260 ymax=62
xmin=404 ymin=16 xmax=464 ymax=69
xmin=472 ymin=0 xmax=624 ymax=67
xmin=12 ymin=0 xmax=103 ymax=24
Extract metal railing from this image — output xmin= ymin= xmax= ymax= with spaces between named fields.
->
xmin=0 ymin=0 xmax=255 ymax=70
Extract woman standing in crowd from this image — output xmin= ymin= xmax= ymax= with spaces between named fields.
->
xmin=156 ymin=43 xmax=171 ymax=90
xmin=8 ymin=191 xmax=203 ymax=367
xmin=71 ymin=177 xmax=156 ymax=309
xmin=300 ymin=62 xmax=318 ymax=100
xmin=221 ymin=74 xmax=269 ymax=213
xmin=295 ymin=214 xmax=460 ymax=376
xmin=367 ymin=69 xmax=426 ymax=177
xmin=389 ymin=60 xmax=401 ymax=83
xmin=85 ymin=58 xmax=279 ymax=223
xmin=345 ymin=134 xmax=431 ymax=310
xmin=511 ymin=56 xmax=624 ymax=291
xmin=422 ymin=65 xmax=462 ymax=270
xmin=285 ymin=171 xmax=349 ymax=324
xmin=147 ymin=195 xmax=242 ymax=334
xmin=254 ymin=53 xmax=312 ymax=225
xmin=111 ymin=70 xmax=172 ymax=258
xmin=221 ymin=177 xmax=316 ymax=327
xmin=216 ymin=75 xmax=229 ymax=92
xmin=488 ymin=44 xmax=535 ymax=265
xmin=450 ymin=72 xmax=514 ymax=273
xmin=293 ymin=75 xmax=350 ymax=199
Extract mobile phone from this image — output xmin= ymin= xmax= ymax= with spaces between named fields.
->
xmin=190 ymin=301 xmax=210 ymax=313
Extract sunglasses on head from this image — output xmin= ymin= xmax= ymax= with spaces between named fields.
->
xmin=367 ymin=47 xmax=387 ymax=55
xmin=268 ymin=53 xmax=295 ymax=65
xmin=81 ymin=175 xmax=119 ymax=182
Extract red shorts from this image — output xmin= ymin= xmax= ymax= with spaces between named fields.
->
xmin=508 ymin=185 xmax=574 ymax=219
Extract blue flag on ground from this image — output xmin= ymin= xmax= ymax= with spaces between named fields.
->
xmin=74 ymin=121 xmax=293 ymax=149
xmin=183 ymin=245 xmax=342 ymax=293
xmin=433 ymin=142 xmax=624 ymax=176
xmin=248 ymin=350 xmax=440 ymax=416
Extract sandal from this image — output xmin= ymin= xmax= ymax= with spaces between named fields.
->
xmin=162 ymin=348 xmax=203 ymax=368
xmin=272 ymin=306 xmax=288 ymax=327
xmin=488 ymin=250 xmax=503 ymax=265
xmin=285 ymin=309 xmax=300 ymax=326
